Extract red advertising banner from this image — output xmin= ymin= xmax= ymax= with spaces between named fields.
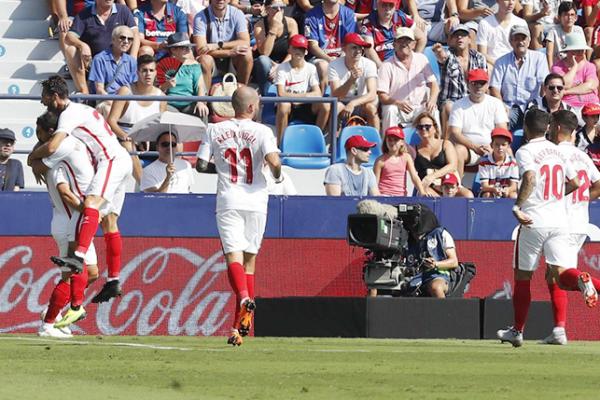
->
xmin=1 ymin=237 xmax=600 ymax=339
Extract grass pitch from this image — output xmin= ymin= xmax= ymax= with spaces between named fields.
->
xmin=1 ymin=335 xmax=599 ymax=400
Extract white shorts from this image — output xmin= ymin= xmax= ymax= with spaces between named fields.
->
xmin=514 ymin=226 xmax=573 ymax=271
xmin=51 ymin=212 xmax=98 ymax=266
xmin=216 ymin=209 xmax=267 ymax=254
xmin=467 ymin=148 xmax=483 ymax=167
xmin=564 ymin=233 xmax=587 ymax=268
xmin=88 ymin=155 xmax=131 ymax=216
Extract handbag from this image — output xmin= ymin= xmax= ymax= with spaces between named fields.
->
xmin=209 ymin=73 xmax=241 ymax=121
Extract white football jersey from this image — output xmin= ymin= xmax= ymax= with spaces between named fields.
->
xmin=46 ymin=164 xmax=71 ymax=219
xmin=557 ymin=141 xmax=600 ymax=234
xmin=56 ymin=102 xmax=124 ymax=163
xmin=515 ymin=137 xmax=576 ymax=228
xmin=197 ymin=119 xmax=280 ymax=213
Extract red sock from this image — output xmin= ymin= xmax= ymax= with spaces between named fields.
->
xmin=75 ymin=208 xmax=100 ymax=255
xmin=246 ymin=274 xmax=255 ymax=299
xmin=70 ymin=266 xmax=88 ymax=307
xmin=547 ymin=283 xmax=567 ymax=328
xmin=227 ymin=262 xmax=249 ymax=300
xmin=513 ymin=280 xmax=531 ymax=332
xmin=104 ymin=231 xmax=122 ymax=279
xmin=44 ymin=280 xmax=71 ymax=323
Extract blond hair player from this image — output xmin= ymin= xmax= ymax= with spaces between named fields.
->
xmin=196 ymin=86 xmax=282 ymax=346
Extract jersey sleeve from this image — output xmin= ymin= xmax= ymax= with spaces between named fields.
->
xmin=193 ymin=10 xmax=207 ymax=37
xmin=56 ymin=107 xmax=84 ymax=136
xmin=54 ymin=165 xmax=69 ymax=186
xmin=42 ymin=139 xmax=72 ymax=169
xmin=261 ymin=126 xmax=280 ymax=158
xmin=196 ymin=126 xmax=213 ymax=163
xmin=515 ymin=148 xmax=535 ymax=175
xmin=441 ymin=229 xmax=456 ymax=249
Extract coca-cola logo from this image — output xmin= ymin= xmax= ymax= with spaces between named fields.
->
xmin=0 ymin=244 xmax=233 ymax=336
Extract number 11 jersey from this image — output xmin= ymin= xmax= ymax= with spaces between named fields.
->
xmin=198 ymin=119 xmax=280 ymax=213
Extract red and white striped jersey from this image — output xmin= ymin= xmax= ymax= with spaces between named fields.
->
xmin=56 ymin=102 xmax=123 ymax=162
xmin=197 ymin=119 xmax=280 ymax=213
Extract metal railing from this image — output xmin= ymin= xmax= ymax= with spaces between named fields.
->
xmin=5 ymin=93 xmax=340 ymax=163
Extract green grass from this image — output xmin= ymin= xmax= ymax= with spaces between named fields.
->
xmin=0 ymin=335 xmax=598 ymax=400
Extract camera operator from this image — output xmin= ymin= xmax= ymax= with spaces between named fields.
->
xmin=404 ymin=204 xmax=458 ymax=298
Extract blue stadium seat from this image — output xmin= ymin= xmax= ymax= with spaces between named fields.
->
xmin=281 ymin=125 xmax=331 ymax=169
xmin=403 ymin=127 xmax=421 ymax=146
xmin=337 ymin=126 xmax=382 ymax=167
xmin=471 ymin=171 xmax=481 ymax=197
xmin=261 ymin=83 xmax=278 ymax=125
xmin=511 ymin=129 xmax=524 ymax=153
xmin=423 ymin=46 xmax=443 ymax=82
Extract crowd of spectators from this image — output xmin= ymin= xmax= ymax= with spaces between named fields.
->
xmin=37 ymin=0 xmax=600 ymax=196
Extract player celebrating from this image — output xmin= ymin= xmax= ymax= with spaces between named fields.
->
xmin=28 ymin=76 xmax=133 ymax=326
xmin=31 ymin=111 xmax=99 ymax=336
xmin=540 ymin=110 xmax=600 ymax=345
xmin=196 ymin=86 xmax=282 ymax=346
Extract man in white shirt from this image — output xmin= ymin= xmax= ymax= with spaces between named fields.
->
xmin=329 ymin=33 xmax=379 ymax=129
xmin=274 ymin=34 xmax=330 ymax=144
xmin=140 ymin=132 xmax=194 ymax=193
xmin=539 ymin=110 xmax=600 ymax=345
xmin=448 ymin=68 xmax=509 ymax=176
xmin=196 ymin=86 xmax=282 ymax=346
xmin=476 ymin=0 xmax=528 ymax=66
xmin=496 ymin=109 xmax=581 ymax=347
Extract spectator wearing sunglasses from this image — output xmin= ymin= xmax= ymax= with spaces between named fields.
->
xmin=140 ymin=132 xmax=194 ymax=193
xmin=526 ymin=73 xmax=575 ymax=119
xmin=252 ymin=0 xmax=299 ymax=95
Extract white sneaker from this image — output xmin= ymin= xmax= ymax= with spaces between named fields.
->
xmin=578 ymin=272 xmax=598 ymax=308
xmin=497 ymin=326 xmax=523 ymax=347
xmin=40 ymin=309 xmax=72 ymax=336
xmin=38 ymin=323 xmax=73 ymax=339
xmin=540 ymin=327 xmax=567 ymax=345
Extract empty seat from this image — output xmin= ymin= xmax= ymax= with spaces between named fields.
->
xmin=281 ymin=124 xmax=331 ymax=169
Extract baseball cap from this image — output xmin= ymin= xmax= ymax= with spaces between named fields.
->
xmin=468 ymin=68 xmax=489 ymax=82
xmin=343 ymin=33 xmax=371 ymax=48
xmin=166 ymin=32 xmax=195 ymax=48
xmin=442 ymin=173 xmax=459 ymax=186
xmin=510 ymin=25 xmax=530 ymax=38
xmin=582 ymin=103 xmax=600 ymax=116
xmin=289 ymin=34 xmax=308 ymax=49
xmin=0 ymin=128 xmax=16 ymax=141
xmin=450 ymin=24 xmax=470 ymax=36
xmin=395 ymin=27 xmax=415 ymax=41
xmin=491 ymin=128 xmax=513 ymax=143
xmin=345 ymin=135 xmax=377 ymax=150
xmin=379 ymin=0 xmax=397 ymax=4
xmin=385 ymin=126 xmax=405 ymax=139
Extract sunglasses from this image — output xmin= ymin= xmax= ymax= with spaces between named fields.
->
xmin=548 ymin=85 xmax=564 ymax=91
xmin=119 ymin=35 xmax=134 ymax=42
xmin=470 ymin=80 xmax=487 ymax=86
xmin=416 ymin=124 xmax=433 ymax=131
xmin=0 ymin=140 xmax=14 ymax=146
xmin=160 ymin=142 xmax=177 ymax=148
xmin=355 ymin=147 xmax=372 ymax=152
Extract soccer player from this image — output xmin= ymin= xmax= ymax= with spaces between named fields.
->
xmin=31 ymin=111 xmax=99 ymax=336
xmin=540 ymin=110 xmax=600 ymax=345
xmin=196 ymin=86 xmax=282 ymax=346
xmin=497 ymin=108 xmax=600 ymax=347
xmin=28 ymin=76 xmax=133 ymax=326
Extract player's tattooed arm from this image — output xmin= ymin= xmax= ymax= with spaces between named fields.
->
xmin=195 ymin=159 xmax=217 ymax=174
xmin=515 ymin=171 xmax=535 ymax=208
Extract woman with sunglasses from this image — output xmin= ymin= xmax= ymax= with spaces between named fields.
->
xmin=413 ymin=112 xmax=473 ymax=198
xmin=253 ymin=0 xmax=299 ymax=95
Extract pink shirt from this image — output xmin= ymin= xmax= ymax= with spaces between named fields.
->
xmin=378 ymin=154 xmax=408 ymax=196
xmin=377 ymin=52 xmax=436 ymax=107
xmin=551 ymin=60 xmax=599 ymax=107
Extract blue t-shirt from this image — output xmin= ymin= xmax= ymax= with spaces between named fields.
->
xmin=323 ymin=163 xmax=376 ymax=196
xmin=304 ymin=5 xmax=357 ymax=56
xmin=88 ymin=49 xmax=138 ymax=94
xmin=137 ymin=2 xmax=188 ymax=60
xmin=193 ymin=5 xmax=248 ymax=44
xmin=0 ymin=159 xmax=24 ymax=191
xmin=70 ymin=3 xmax=137 ymax=56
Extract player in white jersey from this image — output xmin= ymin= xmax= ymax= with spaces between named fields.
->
xmin=539 ymin=110 xmax=600 ymax=345
xmin=31 ymin=111 xmax=99 ymax=337
xmin=196 ymin=86 xmax=282 ymax=346
xmin=28 ymin=76 xmax=132 ymax=327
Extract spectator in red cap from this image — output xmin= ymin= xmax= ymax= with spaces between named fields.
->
xmin=478 ymin=128 xmax=519 ymax=198
xmin=360 ymin=0 xmax=425 ymax=68
xmin=329 ymin=33 xmax=379 ymax=129
xmin=324 ymin=135 xmax=381 ymax=196
xmin=252 ymin=0 xmax=299 ymax=95
xmin=441 ymin=173 xmax=459 ymax=197
xmin=374 ymin=126 xmax=427 ymax=196
xmin=274 ymin=34 xmax=330 ymax=144
xmin=448 ymin=68 xmax=508 ymax=177
xmin=576 ymin=103 xmax=600 ymax=151
xmin=304 ymin=0 xmax=357 ymax=93
xmin=377 ymin=27 xmax=439 ymax=131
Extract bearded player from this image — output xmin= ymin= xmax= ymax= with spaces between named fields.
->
xmin=196 ymin=86 xmax=282 ymax=346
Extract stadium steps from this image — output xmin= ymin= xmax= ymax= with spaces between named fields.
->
xmin=0 ymin=38 xmax=63 ymax=61
xmin=0 ymin=0 xmax=50 ymax=20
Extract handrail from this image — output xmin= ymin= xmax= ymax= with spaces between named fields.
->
xmin=2 ymin=93 xmax=339 ymax=162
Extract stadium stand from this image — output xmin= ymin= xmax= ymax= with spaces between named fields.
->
xmin=281 ymin=124 xmax=330 ymax=169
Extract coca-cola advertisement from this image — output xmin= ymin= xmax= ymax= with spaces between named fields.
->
xmin=2 ymin=237 xmax=600 ymax=339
